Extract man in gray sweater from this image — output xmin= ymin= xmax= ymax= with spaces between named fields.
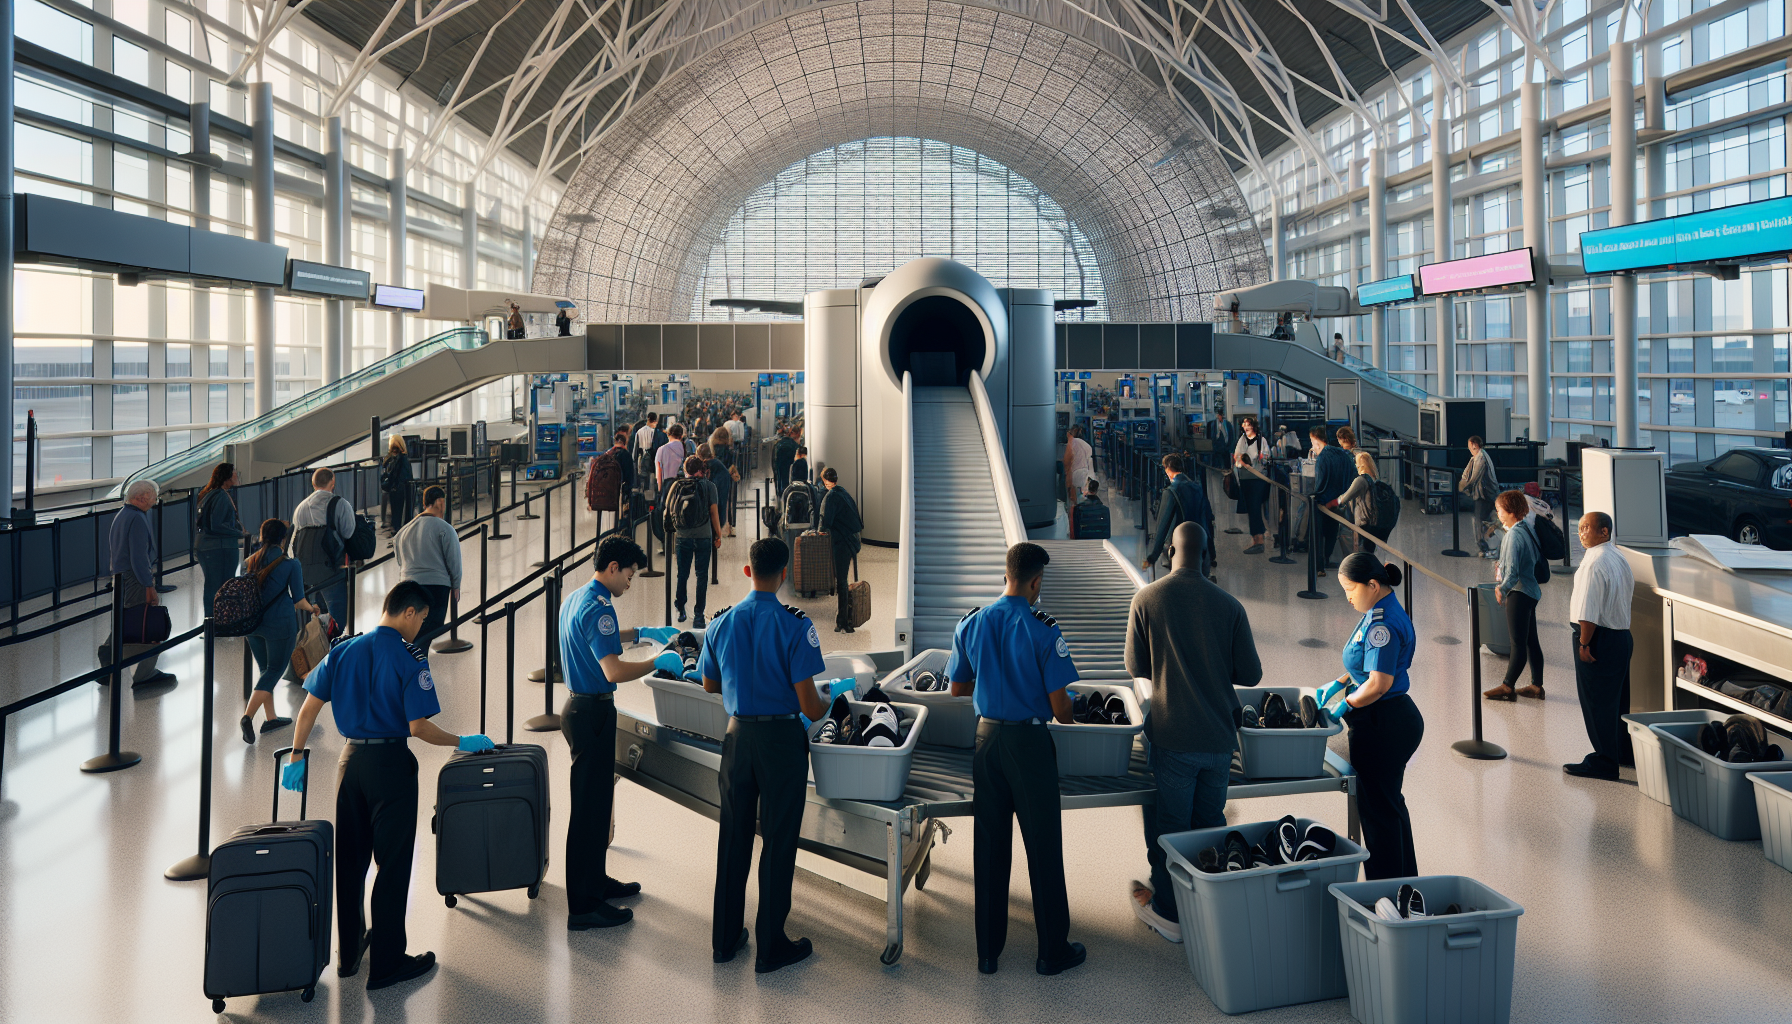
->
xmin=1124 ymin=521 xmax=1261 ymax=944
xmin=394 ymin=485 xmax=462 ymax=642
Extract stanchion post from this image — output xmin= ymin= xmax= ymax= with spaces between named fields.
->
xmin=1442 ymin=477 xmax=1471 ymax=557
xmin=1452 ymin=585 xmax=1508 ymax=760
xmin=1269 ymin=477 xmax=1296 ymax=565
xmin=664 ymin=543 xmax=673 ymax=627
xmin=640 ymin=494 xmax=664 ymax=578
xmin=166 ymin=621 xmax=216 ymax=880
xmin=82 ymin=575 xmax=142 ymax=773
xmin=517 ymin=490 xmax=539 ymax=522
xmin=489 ymin=460 xmax=511 ymax=540
xmin=504 ymin=601 xmax=517 ymax=744
xmin=1297 ymin=498 xmax=1326 ymax=600
xmin=534 ymin=491 xmax=552 ymax=568
xmin=525 ymin=568 xmax=563 ymax=732
xmin=344 ymin=558 xmax=356 ymax=636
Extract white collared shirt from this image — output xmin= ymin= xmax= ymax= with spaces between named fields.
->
xmin=1569 ymin=541 xmax=1634 ymax=631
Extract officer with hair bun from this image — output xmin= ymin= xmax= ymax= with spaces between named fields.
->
xmin=1319 ymin=552 xmax=1423 ymax=880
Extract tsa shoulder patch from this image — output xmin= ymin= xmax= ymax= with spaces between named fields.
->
xmin=1055 ymin=635 xmax=1070 ymax=658
xmin=598 ymin=613 xmax=617 ymax=636
xmin=418 ymin=665 xmax=435 ymax=691
xmin=806 ymin=622 xmax=821 ymax=648
xmin=1367 ymin=624 xmax=1392 ymax=649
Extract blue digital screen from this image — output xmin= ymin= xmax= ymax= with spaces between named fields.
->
xmin=1580 ymin=195 xmax=1792 ymax=273
xmin=757 ymin=373 xmax=770 ymax=385
xmin=1357 ymin=275 xmax=1417 ymax=306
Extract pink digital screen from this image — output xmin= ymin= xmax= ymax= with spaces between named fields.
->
xmin=1418 ymin=248 xmax=1534 ymax=295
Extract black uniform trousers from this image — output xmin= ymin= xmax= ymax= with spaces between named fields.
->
xmin=335 ymin=743 xmax=420 ymax=980
xmin=713 ymin=718 xmax=807 ymax=959
xmin=972 ymin=721 xmax=1072 ymax=962
xmin=1345 ymin=694 xmax=1424 ymax=880
xmin=1575 ymin=626 xmax=1634 ymax=771
xmin=831 ymin=538 xmax=855 ymax=629
xmin=562 ymin=693 xmax=618 ymax=915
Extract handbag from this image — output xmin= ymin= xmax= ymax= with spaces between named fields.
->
xmin=290 ymin=615 xmax=330 ymax=680
xmin=1222 ymin=470 xmax=1240 ymax=501
xmin=123 ymin=603 xmax=173 ymax=645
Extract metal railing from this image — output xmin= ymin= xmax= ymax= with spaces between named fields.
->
xmin=968 ymin=372 xmax=1027 ymax=546
xmin=894 ymin=371 xmax=916 ymax=649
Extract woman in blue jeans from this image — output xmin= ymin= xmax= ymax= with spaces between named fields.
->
xmin=239 ymin=519 xmax=314 ymax=743
xmin=193 ymin=462 xmax=244 ymax=615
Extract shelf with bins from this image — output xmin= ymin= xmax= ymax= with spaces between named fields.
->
xmin=1664 ymin=593 xmax=1792 ymax=741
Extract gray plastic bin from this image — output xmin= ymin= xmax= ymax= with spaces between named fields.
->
xmin=1622 ymin=709 xmax=1728 ymax=805
xmin=1160 ymin=818 xmax=1368 ymax=1015
xmin=1330 ymin=876 xmax=1524 ymax=1024
xmin=1233 ymin=686 xmax=1342 ymax=780
xmin=1049 ymin=685 xmax=1144 ymax=776
xmin=807 ymin=701 xmax=928 ymax=801
xmin=1652 ymin=722 xmax=1792 ymax=840
xmin=820 ymin=653 xmax=877 ymax=699
xmin=1475 ymin=583 xmax=1510 ymax=657
xmin=881 ymin=649 xmax=976 ymax=748
xmin=646 ymin=676 xmax=730 ymax=742
xmin=1749 ymin=773 xmax=1792 ymax=873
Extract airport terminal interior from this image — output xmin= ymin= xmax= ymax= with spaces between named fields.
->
xmin=4 ymin=1 xmax=1792 ymax=1022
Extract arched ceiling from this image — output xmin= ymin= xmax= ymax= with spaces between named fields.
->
xmin=532 ymin=0 xmax=1269 ymax=321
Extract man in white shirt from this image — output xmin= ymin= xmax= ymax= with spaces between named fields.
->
xmin=634 ymin=412 xmax=660 ymax=456
xmin=725 ymin=412 xmax=746 ymax=446
xmin=1564 ymin=511 xmax=1635 ymax=782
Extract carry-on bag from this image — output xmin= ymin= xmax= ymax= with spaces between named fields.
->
xmin=792 ymin=530 xmax=836 ymax=598
xmin=289 ymin=614 xmax=330 ymax=680
xmin=847 ymin=580 xmax=872 ymax=629
xmin=433 ymin=743 xmax=550 ymax=906
xmin=203 ymin=747 xmax=333 ymax=1014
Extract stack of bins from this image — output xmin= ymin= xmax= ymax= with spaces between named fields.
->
xmin=1159 ymin=818 xmax=1368 ymax=1014
xmin=1329 ymin=876 xmax=1524 ymax=1024
xmin=1651 ymin=721 xmax=1792 ymax=840
xmin=1621 ymin=709 xmax=1728 ymax=805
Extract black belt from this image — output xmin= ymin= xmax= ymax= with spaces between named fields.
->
xmin=567 ymin=691 xmax=615 ymax=701
xmin=979 ymin=717 xmax=1044 ymax=726
xmin=346 ymin=736 xmax=407 ymax=745
xmin=735 ymin=714 xmax=798 ymax=722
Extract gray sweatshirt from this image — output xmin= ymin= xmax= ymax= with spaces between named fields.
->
xmin=1124 ymin=568 xmax=1263 ymax=754
xmin=394 ymin=513 xmax=462 ymax=589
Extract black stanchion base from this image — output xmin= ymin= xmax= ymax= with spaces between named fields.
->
xmin=433 ymin=637 xmax=474 ymax=654
xmin=1451 ymin=738 xmax=1509 ymax=760
xmin=80 ymin=750 xmax=142 ymax=773
xmin=523 ymin=713 xmax=562 ymax=733
xmin=1441 ymin=549 xmax=1474 ymax=558
xmin=515 ymin=513 xmax=541 ymax=521
xmin=490 ymin=530 xmax=513 ymax=540
xmin=638 ymin=569 xmax=665 ymax=578
xmin=158 ymin=584 xmax=179 ymax=592
xmin=1223 ymin=528 xmax=1244 ymax=535
xmin=1297 ymin=590 xmax=1327 ymax=600
xmin=165 ymin=853 xmax=211 ymax=881
xmin=526 ymin=668 xmax=563 ymax=683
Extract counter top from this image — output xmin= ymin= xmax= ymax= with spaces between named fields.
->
xmin=1620 ymin=544 xmax=1792 ymax=639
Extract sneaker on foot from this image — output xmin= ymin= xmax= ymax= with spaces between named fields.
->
xmin=240 ymin=714 xmax=255 ymax=744
xmin=693 ymin=613 xmax=706 ymax=629
xmin=1243 ymin=544 xmax=1264 ymax=554
xmin=1130 ymin=882 xmax=1182 ymax=943
xmin=259 ymin=716 xmax=293 ymax=733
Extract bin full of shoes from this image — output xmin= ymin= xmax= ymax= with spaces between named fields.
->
xmin=1652 ymin=716 xmax=1792 ymax=840
xmin=644 ymin=629 xmax=731 ymax=741
xmin=1233 ymin=686 xmax=1342 ymax=779
xmin=880 ymin=649 xmax=976 ymax=748
xmin=807 ymin=689 xmax=929 ymax=802
xmin=1049 ymin=684 xmax=1144 ymax=777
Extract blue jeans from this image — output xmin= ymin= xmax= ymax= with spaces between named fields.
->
xmin=1144 ymin=741 xmax=1232 ymax=921
xmin=248 ymin=623 xmax=298 ymax=693
xmin=675 ymin=536 xmax=712 ymax=616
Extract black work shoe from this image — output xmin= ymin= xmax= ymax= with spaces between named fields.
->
xmin=567 ymin=903 xmax=633 ymax=930
xmin=260 ymin=716 xmax=293 ymax=733
xmin=713 ymin=928 xmax=749 ymax=964
xmin=240 ymin=714 xmax=255 ymax=745
xmin=978 ymin=957 xmax=998 ymax=975
xmin=693 ymin=613 xmax=706 ymax=629
xmin=754 ymin=937 xmax=813 ymax=974
xmin=134 ymin=671 xmax=177 ymax=687
xmin=1261 ymin=693 xmax=1290 ymax=728
xmin=603 ymin=878 xmax=642 ymax=899
xmin=1036 ymin=941 xmax=1087 ymax=976
xmin=366 ymin=951 xmax=436 ymax=990
xmin=338 ymin=931 xmax=371 ymax=978
xmin=1564 ymin=760 xmax=1620 ymax=780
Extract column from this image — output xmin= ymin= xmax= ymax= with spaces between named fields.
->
xmin=1269 ymin=209 xmax=1285 ymax=281
xmin=324 ymin=117 xmax=346 ymax=383
xmin=1 ymin=6 xmax=15 ymax=509
xmin=252 ymin=83 xmax=275 ymax=417
xmin=387 ymin=146 xmax=407 ymax=356
xmin=1521 ymin=79 xmax=1549 ymax=441
xmin=1643 ymin=44 xmax=1667 ymax=219
xmin=458 ymin=180 xmax=477 ymax=424
xmin=521 ymin=210 xmax=534 ymax=293
xmin=1368 ymin=143 xmax=1388 ymax=369
xmin=1609 ymin=41 xmax=1639 ymax=448
xmin=190 ymin=102 xmax=212 ymax=443
xmin=1431 ymin=77 xmax=1454 ymax=396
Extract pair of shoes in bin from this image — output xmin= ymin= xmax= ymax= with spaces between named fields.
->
xmin=1370 ymin=884 xmax=1479 ymax=921
xmin=815 ymin=689 xmax=913 ymax=748
xmin=1697 ymin=714 xmax=1786 ymax=764
xmin=909 ymin=669 xmax=948 ymax=693
xmin=654 ymin=631 xmax=705 ymax=682
xmin=1240 ymin=693 xmax=1321 ymax=730
xmin=1068 ymin=690 xmax=1130 ymax=725
xmin=1192 ymin=816 xmax=1338 ymax=873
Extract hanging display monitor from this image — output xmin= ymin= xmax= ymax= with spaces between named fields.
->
xmin=372 ymin=284 xmax=425 ymax=310
xmin=1579 ymin=195 xmax=1792 ymax=274
xmin=286 ymin=259 xmax=370 ymax=299
xmin=1417 ymin=248 xmax=1535 ymax=295
xmin=1357 ymin=275 xmax=1417 ymax=306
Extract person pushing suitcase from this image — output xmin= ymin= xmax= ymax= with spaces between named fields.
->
xmin=284 ymin=580 xmax=495 ymax=991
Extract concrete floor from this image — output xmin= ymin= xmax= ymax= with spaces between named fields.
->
xmin=2 ymin=470 xmax=1790 ymax=1022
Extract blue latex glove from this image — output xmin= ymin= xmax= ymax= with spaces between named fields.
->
xmin=281 ymin=759 xmax=307 ymax=792
xmin=654 ymin=651 xmax=686 ymax=677
xmin=638 ymin=626 xmax=679 ymax=644
xmin=1318 ymin=680 xmax=1356 ymax=719
xmin=457 ymin=734 xmax=496 ymax=753
xmin=682 ymin=665 xmax=701 ymax=681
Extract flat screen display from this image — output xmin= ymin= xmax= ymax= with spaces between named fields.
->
xmin=372 ymin=284 xmax=425 ymax=311
xmin=1418 ymin=248 xmax=1534 ymax=295
xmin=1357 ymin=275 xmax=1416 ymax=306
xmin=1580 ymin=195 xmax=1792 ymax=274
xmin=286 ymin=259 xmax=370 ymax=299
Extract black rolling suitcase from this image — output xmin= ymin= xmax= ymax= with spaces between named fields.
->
xmin=434 ymin=743 xmax=550 ymax=907
xmin=203 ymin=747 xmax=333 ymax=1015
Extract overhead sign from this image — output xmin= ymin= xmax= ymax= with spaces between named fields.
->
xmin=1580 ymin=195 xmax=1792 ymax=274
xmin=1418 ymin=248 xmax=1535 ymax=295
xmin=371 ymin=284 xmax=425 ymax=311
xmin=1357 ymin=275 xmax=1416 ymax=306
xmin=286 ymin=259 xmax=370 ymax=300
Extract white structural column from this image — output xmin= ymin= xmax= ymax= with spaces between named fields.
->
xmin=324 ymin=116 xmax=346 ymax=384
xmin=521 ymin=211 xmax=534 ymax=293
xmin=387 ymin=146 xmax=407 ymax=356
xmin=1270 ymin=209 xmax=1285 ymax=281
xmin=1644 ymin=44 xmax=1667 ymax=220
xmin=190 ymin=102 xmax=212 ymax=430
xmin=1609 ymin=41 xmax=1639 ymax=447
xmin=1521 ymin=80 xmax=1548 ymax=441
xmin=1431 ymin=78 xmax=1454 ymax=396
xmin=1368 ymin=144 xmax=1388 ymax=369
xmin=458 ymin=181 xmax=478 ymax=425
xmin=251 ymin=83 xmax=275 ymax=417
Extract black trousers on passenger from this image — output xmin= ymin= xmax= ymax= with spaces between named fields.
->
xmin=561 ymin=693 xmax=617 ymax=915
xmin=383 ymin=488 xmax=412 ymax=531
xmin=713 ymin=718 xmax=808 ymax=959
xmin=1575 ymin=627 xmax=1634 ymax=771
xmin=417 ymin=584 xmax=451 ymax=645
xmin=1501 ymin=591 xmax=1544 ymax=688
xmin=832 ymin=539 xmax=854 ymax=628
xmin=973 ymin=721 xmax=1072 ymax=963
xmin=1346 ymin=694 xmax=1424 ymax=881
xmin=335 ymin=743 xmax=419 ymax=980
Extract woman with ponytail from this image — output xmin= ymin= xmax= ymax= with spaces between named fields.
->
xmin=239 ymin=518 xmax=315 ymax=743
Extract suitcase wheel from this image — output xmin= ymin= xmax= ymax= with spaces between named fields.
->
xmin=212 ymin=999 xmax=226 ymax=1013
xmin=528 ymin=884 xmax=541 ymax=900
xmin=445 ymin=894 xmax=458 ymax=908
xmin=301 ymin=986 xmax=315 ymax=1003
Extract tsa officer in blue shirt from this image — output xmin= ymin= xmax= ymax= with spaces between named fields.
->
xmin=559 ymin=535 xmax=680 ymax=931
xmin=699 ymin=537 xmax=828 ymax=973
xmin=286 ymin=580 xmax=495 ymax=991
xmin=947 ymin=542 xmax=1087 ymax=977
xmin=1319 ymin=552 xmax=1424 ymax=880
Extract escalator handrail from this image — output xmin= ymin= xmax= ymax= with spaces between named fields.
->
xmin=968 ymin=372 xmax=1027 ymax=547
xmin=895 ymin=371 xmax=915 ymax=626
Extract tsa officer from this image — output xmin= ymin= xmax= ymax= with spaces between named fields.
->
xmin=699 ymin=537 xmax=828 ymax=973
xmin=948 ymin=541 xmax=1087 ymax=977
xmin=559 ymin=535 xmax=681 ymax=930
xmin=286 ymin=580 xmax=496 ymax=991
xmin=1319 ymin=552 xmax=1424 ymax=880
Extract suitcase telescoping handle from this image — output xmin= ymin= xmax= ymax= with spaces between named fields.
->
xmin=272 ymin=746 xmax=311 ymax=821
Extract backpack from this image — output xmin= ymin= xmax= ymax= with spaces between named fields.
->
xmin=1072 ymin=500 xmax=1111 ymax=539
xmin=1370 ymin=480 xmax=1401 ymax=534
xmin=344 ymin=513 xmax=377 ymax=561
xmin=1532 ymin=513 xmax=1567 ymax=560
xmin=586 ymin=449 xmax=622 ymax=512
xmin=666 ymin=479 xmax=706 ymax=532
xmin=212 ymin=554 xmax=286 ymax=637
xmin=782 ymin=482 xmax=815 ymax=525
xmin=1520 ymin=521 xmax=1552 ymax=584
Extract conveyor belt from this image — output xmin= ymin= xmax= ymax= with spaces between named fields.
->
xmin=908 ymin=386 xmax=1010 ymax=652
xmin=1033 ymin=540 xmax=1140 ymax=683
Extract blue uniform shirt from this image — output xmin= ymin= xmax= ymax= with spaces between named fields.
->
xmin=304 ymin=625 xmax=441 ymax=738
xmin=560 ymin=578 xmax=624 ymax=694
xmin=946 ymin=595 xmax=1079 ymax=721
xmin=697 ymin=589 xmax=828 ymax=717
xmin=1342 ymin=592 xmax=1415 ymax=698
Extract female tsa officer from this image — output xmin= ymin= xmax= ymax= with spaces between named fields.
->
xmin=1317 ymin=552 xmax=1423 ymax=880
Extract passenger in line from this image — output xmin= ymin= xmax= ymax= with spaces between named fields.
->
xmin=285 ymin=581 xmax=495 ymax=992
xmin=951 ymin=542 xmax=1086 ymax=977
xmin=1484 ymin=489 xmax=1546 ymax=702
xmin=701 ymin=538 xmax=829 ymax=974
xmin=1309 ymin=426 xmax=1353 ymax=569
xmin=772 ymin=426 xmax=798 ymax=496
xmin=1125 ymin=521 xmax=1262 ymax=944
xmin=1564 ymin=512 xmax=1635 ymax=781
xmin=99 ymin=479 xmax=175 ymax=686
xmin=1063 ymin=424 xmax=1093 ymax=513
xmin=194 ymin=462 xmax=244 ymax=615
xmin=1336 ymin=451 xmax=1386 ymax=555
xmin=818 ymin=467 xmax=863 ymax=633
xmin=1460 ymin=435 xmax=1501 ymax=557
xmin=668 ymin=455 xmax=721 ymax=627
xmin=1142 ymin=453 xmax=1213 ymax=579
xmin=708 ymin=427 xmax=739 ymax=537
xmin=239 ymin=518 xmax=313 ymax=741
xmin=1331 ymin=333 xmax=1347 ymax=361
xmin=293 ymin=467 xmax=355 ymax=634
xmin=380 ymin=436 xmax=413 ymax=532
xmin=656 ymin=423 xmax=688 ymax=489
xmin=1232 ymin=417 xmax=1270 ymax=554
xmin=394 ymin=485 xmax=462 ymax=643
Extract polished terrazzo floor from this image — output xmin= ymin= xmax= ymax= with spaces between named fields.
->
xmin=1 ymin=468 xmax=1789 ymax=1023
